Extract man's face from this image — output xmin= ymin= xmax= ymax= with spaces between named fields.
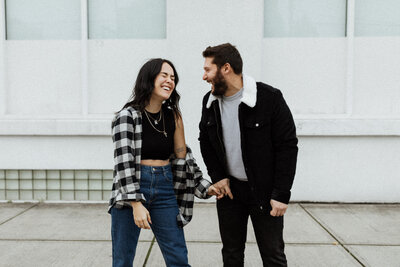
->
xmin=203 ymin=57 xmax=228 ymax=96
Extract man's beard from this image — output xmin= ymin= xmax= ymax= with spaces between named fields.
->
xmin=211 ymin=69 xmax=228 ymax=96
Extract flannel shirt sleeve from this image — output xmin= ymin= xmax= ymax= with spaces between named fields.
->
xmin=112 ymin=110 xmax=145 ymax=203
xmin=185 ymin=148 xmax=212 ymax=199
xmin=191 ymin=162 xmax=211 ymax=199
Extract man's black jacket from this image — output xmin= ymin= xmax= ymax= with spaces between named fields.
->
xmin=199 ymin=77 xmax=298 ymax=205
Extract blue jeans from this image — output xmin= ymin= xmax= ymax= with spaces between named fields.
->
xmin=111 ymin=164 xmax=190 ymax=267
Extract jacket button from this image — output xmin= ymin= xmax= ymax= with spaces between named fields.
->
xmin=255 ymin=123 xmax=259 ymax=127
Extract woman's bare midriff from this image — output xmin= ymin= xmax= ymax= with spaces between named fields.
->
xmin=140 ymin=159 xmax=170 ymax=166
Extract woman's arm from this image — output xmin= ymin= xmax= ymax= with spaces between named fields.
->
xmin=112 ymin=110 xmax=145 ymax=202
xmin=174 ymin=114 xmax=187 ymax=159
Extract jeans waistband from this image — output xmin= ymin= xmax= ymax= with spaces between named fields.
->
xmin=140 ymin=164 xmax=171 ymax=174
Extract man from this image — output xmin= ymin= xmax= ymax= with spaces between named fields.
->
xmin=199 ymin=43 xmax=298 ymax=267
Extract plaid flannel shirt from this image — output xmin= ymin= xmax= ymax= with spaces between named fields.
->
xmin=109 ymin=107 xmax=212 ymax=227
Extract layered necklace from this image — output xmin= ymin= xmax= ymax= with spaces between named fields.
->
xmin=144 ymin=109 xmax=167 ymax=137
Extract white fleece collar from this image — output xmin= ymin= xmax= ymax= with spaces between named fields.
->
xmin=206 ymin=74 xmax=257 ymax=108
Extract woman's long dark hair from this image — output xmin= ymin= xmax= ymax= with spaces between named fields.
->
xmin=121 ymin=58 xmax=181 ymax=118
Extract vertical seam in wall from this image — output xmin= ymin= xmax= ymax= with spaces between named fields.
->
xmin=45 ymin=170 xmax=49 ymax=200
xmin=17 ymin=170 xmax=20 ymax=200
xmin=261 ymin=0 xmax=265 ymax=80
xmin=87 ymin=170 xmax=89 ymax=200
xmin=345 ymin=0 xmax=355 ymax=117
xmin=0 ymin=0 xmax=7 ymax=115
xmin=4 ymin=170 xmax=7 ymax=199
xmin=58 ymin=170 xmax=61 ymax=200
xmin=101 ymin=170 xmax=104 ymax=201
xmin=73 ymin=170 xmax=77 ymax=200
xmin=31 ymin=170 xmax=33 ymax=199
xmin=81 ymin=0 xmax=89 ymax=116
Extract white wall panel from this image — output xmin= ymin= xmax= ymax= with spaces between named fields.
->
xmin=262 ymin=38 xmax=347 ymax=115
xmin=87 ymin=40 xmax=169 ymax=114
xmin=0 ymin=136 xmax=113 ymax=169
xmin=292 ymin=136 xmax=400 ymax=202
xmin=353 ymin=38 xmax=400 ymax=117
xmin=6 ymin=41 xmax=81 ymax=115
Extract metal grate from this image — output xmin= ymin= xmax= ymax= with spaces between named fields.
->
xmin=0 ymin=170 xmax=113 ymax=201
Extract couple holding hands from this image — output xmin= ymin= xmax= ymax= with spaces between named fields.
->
xmin=109 ymin=43 xmax=298 ymax=267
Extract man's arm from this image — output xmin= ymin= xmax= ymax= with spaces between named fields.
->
xmin=270 ymin=90 xmax=298 ymax=205
xmin=198 ymin=94 xmax=227 ymax=184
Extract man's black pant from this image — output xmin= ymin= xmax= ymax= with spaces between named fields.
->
xmin=216 ymin=178 xmax=287 ymax=267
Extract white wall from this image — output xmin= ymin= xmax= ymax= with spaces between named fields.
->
xmin=0 ymin=0 xmax=399 ymax=202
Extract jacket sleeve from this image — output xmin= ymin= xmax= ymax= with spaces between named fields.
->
xmin=191 ymin=159 xmax=212 ymax=199
xmin=198 ymin=94 xmax=227 ymax=183
xmin=112 ymin=110 xmax=146 ymax=203
xmin=270 ymin=91 xmax=298 ymax=204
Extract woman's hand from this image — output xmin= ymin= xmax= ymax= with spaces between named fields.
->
xmin=131 ymin=201 xmax=152 ymax=229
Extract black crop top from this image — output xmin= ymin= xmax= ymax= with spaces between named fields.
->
xmin=141 ymin=106 xmax=175 ymax=160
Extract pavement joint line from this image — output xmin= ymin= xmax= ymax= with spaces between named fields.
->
xmin=0 ymin=238 xmax=151 ymax=242
xmin=0 ymin=238 xmax=373 ymax=246
xmin=299 ymin=203 xmax=366 ymax=267
xmin=146 ymin=240 xmax=343 ymax=245
xmin=0 ymin=202 xmax=39 ymax=226
xmin=342 ymin=243 xmax=400 ymax=247
xmin=143 ymin=236 xmax=156 ymax=267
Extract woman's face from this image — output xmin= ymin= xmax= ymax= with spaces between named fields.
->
xmin=152 ymin=62 xmax=176 ymax=101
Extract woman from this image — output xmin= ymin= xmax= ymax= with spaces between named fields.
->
xmin=108 ymin=58 xmax=219 ymax=267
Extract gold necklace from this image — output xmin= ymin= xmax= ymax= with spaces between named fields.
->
xmin=145 ymin=109 xmax=162 ymax=125
xmin=144 ymin=109 xmax=167 ymax=137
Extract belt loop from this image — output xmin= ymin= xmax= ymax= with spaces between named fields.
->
xmin=163 ymin=165 xmax=167 ymax=177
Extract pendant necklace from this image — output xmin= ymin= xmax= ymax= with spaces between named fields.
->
xmin=145 ymin=110 xmax=162 ymax=125
xmin=144 ymin=109 xmax=167 ymax=137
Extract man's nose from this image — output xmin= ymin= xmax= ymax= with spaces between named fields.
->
xmin=202 ymin=73 xmax=207 ymax=80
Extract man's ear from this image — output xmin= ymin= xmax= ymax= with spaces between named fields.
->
xmin=222 ymin=63 xmax=231 ymax=74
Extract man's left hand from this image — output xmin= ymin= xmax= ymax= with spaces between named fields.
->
xmin=270 ymin=199 xmax=288 ymax=217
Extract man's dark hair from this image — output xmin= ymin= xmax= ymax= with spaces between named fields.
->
xmin=202 ymin=43 xmax=243 ymax=74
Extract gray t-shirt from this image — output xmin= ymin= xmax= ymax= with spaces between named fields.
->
xmin=221 ymin=88 xmax=248 ymax=181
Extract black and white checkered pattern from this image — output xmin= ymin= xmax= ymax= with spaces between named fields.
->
xmin=108 ymin=107 xmax=211 ymax=227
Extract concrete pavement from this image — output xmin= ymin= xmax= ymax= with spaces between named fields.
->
xmin=0 ymin=202 xmax=399 ymax=267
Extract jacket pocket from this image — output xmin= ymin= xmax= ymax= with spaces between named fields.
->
xmin=243 ymin=118 xmax=271 ymax=146
xmin=243 ymin=118 xmax=269 ymax=129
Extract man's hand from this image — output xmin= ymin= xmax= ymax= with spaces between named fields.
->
xmin=207 ymin=184 xmax=221 ymax=196
xmin=213 ymin=178 xmax=233 ymax=200
xmin=131 ymin=201 xmax=152 ymax=229
xmin=270 ymin=199 xmax=288 ymax=217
